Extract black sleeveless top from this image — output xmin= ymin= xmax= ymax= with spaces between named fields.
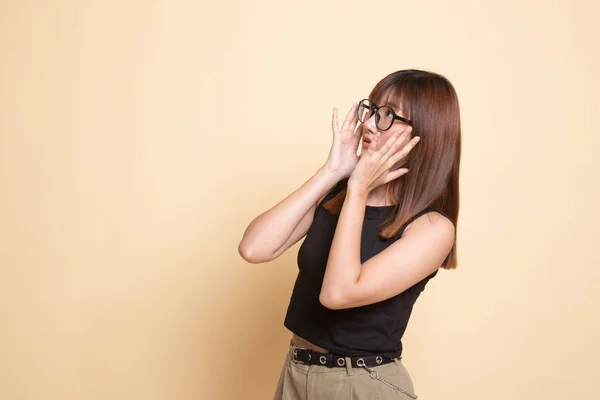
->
xmin=283 ymin=179 xmax=439 ymax=358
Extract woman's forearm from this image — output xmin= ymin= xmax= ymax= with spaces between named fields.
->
xmin=320 ymin=185 xmax=368 ymax=307
xmin=238 ymin=165 xmax=341 ymax=263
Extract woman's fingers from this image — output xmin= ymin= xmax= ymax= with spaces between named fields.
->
xmin=341 ymin=103 xmax=358 ymax=134
xmin=368 ymin=132 xmax=381 ymax=153
xmin=380 ymin=127 xmax=413 ymax=157
xmin=384 ymin=167 xmax=410 ymax=184
xmin=332 ymin=107 xmax=339 ymax=135
xmin=367 ymin=126 xmax=420 ymax=172
xmin=389 ymin=128 xmax=412 ymax=157
xmin=333 ymin=103 xmax=359 ymax=136
xmin=350 ymin=103 xmax=359 ymax=135
xmin=354 ymin=122 xmax=363 ymax=135
xmin=389 ymin=135 xmax=420 ymax=165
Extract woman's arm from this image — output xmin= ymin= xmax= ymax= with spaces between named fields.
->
xmin=319 ymin=186 xmax=454 ymax=310
xmin=238 ymin=165 xmax=341 ymax=264
xmin=239 ymin=102 xmax=362 ymax=264
xmin=320 ymin=128 xmax=453 ymax=309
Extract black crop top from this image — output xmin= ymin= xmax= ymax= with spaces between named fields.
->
xmin=283 ymin=179 xmax=439 ymax=358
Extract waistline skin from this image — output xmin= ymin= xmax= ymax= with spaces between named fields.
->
xmin=290 ymin=334 xmax=329 ymax=353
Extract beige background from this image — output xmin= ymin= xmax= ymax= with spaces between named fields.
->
xmin=1 ymin=0 xmax=599 ymax=399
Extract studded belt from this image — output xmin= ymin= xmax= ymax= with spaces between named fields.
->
xmin=292 ymin=346 xmax=397 ymax=368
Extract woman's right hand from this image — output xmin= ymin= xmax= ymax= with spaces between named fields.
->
xmin=324 ymin=102 xmax=362 ymax=180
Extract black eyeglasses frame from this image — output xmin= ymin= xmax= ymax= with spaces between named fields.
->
xmin=357 ymin=99 xmax=413 ymax=131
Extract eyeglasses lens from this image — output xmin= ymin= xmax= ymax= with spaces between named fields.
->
xmin=357 ymin=101 xmax=372 ymax=123
xmin=357 ymin=100 xmax=394 ymax=131
xmin=376 ymin=107 xmax=394 ymax=131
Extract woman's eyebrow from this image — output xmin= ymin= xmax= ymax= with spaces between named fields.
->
xmin=387 ymin=102 xmax=404 ymax=112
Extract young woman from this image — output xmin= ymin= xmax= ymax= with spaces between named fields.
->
xmin=238 ymin=69 xmax=461 ymax=399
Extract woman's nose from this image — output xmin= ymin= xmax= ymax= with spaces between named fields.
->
xmin=364 ymin=114 xmax=378 ymax=132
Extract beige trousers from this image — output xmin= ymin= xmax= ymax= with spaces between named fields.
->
xmin=273 ymin=343 xmax=419 ymax=399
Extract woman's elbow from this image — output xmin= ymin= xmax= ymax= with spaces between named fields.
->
xmin=319 ymin=290 xmax=345 ymax=310
xmin=238 ymin=243 xmax=271 ymax=264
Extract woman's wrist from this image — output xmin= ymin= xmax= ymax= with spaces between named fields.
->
xmin=319 ymin=163 xmax=347 ymax=183
xmin=346 ymin=179 xmax=369 ymax=198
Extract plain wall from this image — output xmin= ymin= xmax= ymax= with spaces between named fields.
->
xmin=1 ymin=0 xmax=599 ymax=399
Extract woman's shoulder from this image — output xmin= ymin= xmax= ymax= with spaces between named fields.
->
xmin=403 ymin=208 xmax=454 ymax=238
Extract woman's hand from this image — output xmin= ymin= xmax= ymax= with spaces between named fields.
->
xmin=323 ymin=103 xmax=362 ymax=180
xmin=348 ymin=126 xmax=420 ymax=193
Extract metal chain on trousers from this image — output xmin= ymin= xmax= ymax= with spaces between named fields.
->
xmin=356 ymin=359 xmax=418 ymax=399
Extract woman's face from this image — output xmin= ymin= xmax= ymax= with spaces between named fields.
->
xmin=359 ymin=98 xmax=412 ymax=169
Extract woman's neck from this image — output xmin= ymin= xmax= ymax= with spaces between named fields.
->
xmin=366 ymin=181 xmax=402 ymax=206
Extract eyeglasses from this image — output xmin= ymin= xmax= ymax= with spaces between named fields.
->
xmin=357 ymin=99 xmax=413 ymax=131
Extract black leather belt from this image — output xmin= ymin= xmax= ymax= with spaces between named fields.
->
xmin=292 ymin=346 xmax=397 ymax=368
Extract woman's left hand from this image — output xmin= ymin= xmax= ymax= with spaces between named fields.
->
xmin=348 ymin=126 xmax=420 ymax=193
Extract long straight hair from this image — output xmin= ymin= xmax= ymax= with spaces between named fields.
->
xmin=323 ymin=69 xmax=461 ymax=269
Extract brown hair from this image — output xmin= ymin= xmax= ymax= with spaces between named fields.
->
xmin=323 ymin=69 xmax=461 ymax=269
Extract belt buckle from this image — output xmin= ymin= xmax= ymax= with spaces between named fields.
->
xmin=292 ymin=347 xmax=312 ymax=364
